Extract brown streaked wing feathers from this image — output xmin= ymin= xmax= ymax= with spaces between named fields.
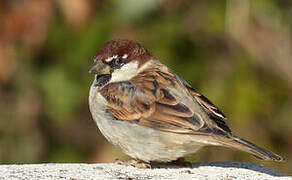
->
xmin=183 ymin=83 xmax=231 ymax=133
xmin=100 ymin=64 xmax=231 ymax=134
xmin=99 ymin=67 xmax=204 ymax=134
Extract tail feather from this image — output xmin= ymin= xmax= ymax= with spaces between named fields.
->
xmin=218 ymin=135 xmax=284 ymax=162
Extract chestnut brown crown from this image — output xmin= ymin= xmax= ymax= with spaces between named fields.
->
xmin=94 ymin=39 xmax=151 ymax=66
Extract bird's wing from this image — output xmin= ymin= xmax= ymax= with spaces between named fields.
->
xmin=180 ymin=78 xmax=231 ymax=133
xmin=99 ymin=64 xmax=230 ymax=134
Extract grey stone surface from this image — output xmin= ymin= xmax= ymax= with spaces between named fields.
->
xmin=0 ymin=162 xmax=290 ymax=180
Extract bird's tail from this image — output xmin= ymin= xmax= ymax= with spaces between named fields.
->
xmin=216 ymin=134 xmax=284 ymax=162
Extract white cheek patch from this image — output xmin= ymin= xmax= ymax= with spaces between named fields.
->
xmin=110 ymin=61 xmax=139 ymax=82
xmin=137 ymin=60 xmax=151 ymax=73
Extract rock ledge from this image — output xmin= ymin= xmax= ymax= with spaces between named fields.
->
xmin=0 ymin=162 xmax=290 ymax=180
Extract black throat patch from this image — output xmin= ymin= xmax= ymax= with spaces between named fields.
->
xmin=94 ymin=74 xmax=111 ymax=87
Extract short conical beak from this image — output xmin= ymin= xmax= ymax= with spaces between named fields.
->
xmin=89 ymin=61 xmax=111 ymax=75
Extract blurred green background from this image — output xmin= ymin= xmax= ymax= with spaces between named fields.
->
xmin=0 ymin=0 xmax=291 ymax=174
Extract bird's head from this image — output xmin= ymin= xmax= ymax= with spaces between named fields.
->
xmin=89 ymin=39 xmax=151 ymax=87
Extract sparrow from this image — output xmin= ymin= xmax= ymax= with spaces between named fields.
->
xmin=88 ymin=39 xmax=284 ymax=167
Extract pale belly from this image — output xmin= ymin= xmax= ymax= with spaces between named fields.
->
xmin=89 ymin=90 xmax=206 ymax=162
xmin=100 ymin=118 xmax=206 ymax=162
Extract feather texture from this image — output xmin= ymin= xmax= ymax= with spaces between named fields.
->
xmin=99 ymin=60 xmax=229 ymax=135
xmin=90 ymin=39 xmax=284 ymax=162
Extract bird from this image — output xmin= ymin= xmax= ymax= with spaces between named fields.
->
xmin=88 ymin=39 xmax=284 ymax=168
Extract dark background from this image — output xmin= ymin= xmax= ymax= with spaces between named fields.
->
xmin=0 ymin=0 xmax=291 ymax=174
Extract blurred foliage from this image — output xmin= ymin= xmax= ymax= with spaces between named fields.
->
xmin=0 ymin=0 xmax=292 ymax=174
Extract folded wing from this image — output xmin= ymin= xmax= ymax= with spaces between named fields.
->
xmin=99 ymin=63 xmax=232 ymax=136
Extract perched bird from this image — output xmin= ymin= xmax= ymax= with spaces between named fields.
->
xmin=88 ymin=39 xmax=284 ymax=167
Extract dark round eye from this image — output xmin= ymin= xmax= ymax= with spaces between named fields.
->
xmin=109 ymin=56 xmax=124 ymax=69
xmin=114 ymin=57 xmax=123 ymax=66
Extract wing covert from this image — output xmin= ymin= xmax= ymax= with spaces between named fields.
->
xmin=99 ymin=67 xmax=205 ymax=134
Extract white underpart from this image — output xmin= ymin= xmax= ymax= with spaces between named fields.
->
xmin=110 ymin=60 xmax=139 ymax=82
